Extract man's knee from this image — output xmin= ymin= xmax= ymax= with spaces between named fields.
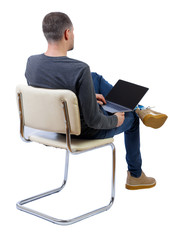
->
xmin=124 ymin=111 xmax=140 ymax=132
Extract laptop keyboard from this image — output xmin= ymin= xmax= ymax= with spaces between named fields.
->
xmin=103 ymin=101 xmax=130 ymax=113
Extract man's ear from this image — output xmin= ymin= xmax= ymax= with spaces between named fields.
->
xmin=64 ymin=29 xmax=70 ymax=40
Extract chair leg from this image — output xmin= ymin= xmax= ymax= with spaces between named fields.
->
xmin=16 ymin=143 xmax=116 ymax=225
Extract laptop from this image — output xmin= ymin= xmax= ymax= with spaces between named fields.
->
xmin=102 ymin=80 xmax=149 ymax=113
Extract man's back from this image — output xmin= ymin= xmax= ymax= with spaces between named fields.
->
xmin=25 ymin=54 xmax=117 ymax=138
xmin=26 ymin=54 xmax=88 ymax=92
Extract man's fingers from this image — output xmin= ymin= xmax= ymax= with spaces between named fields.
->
xmin=100 ymin=95 xmax=106 ymax=104
xmin=96 ymin=94 xmax=106 ymax=104
xmin=97 ymin=100 xmax=104 ymax=105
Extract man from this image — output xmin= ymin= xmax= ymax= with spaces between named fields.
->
xmin=25 ymin=12 xmax=167 ymax=190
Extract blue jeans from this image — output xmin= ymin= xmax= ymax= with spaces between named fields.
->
xmin=91 ymin=72 xmax=142 ymax=177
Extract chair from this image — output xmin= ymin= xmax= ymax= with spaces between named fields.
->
xmin=16 ymin=84 xmax=116 ymax=225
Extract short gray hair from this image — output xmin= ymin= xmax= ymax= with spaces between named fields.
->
xmin=42 ymin=12 xmax=73 ymax=42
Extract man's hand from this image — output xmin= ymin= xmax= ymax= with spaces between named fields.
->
xmin=95 ymin=94 xmax=125 ymax=127
xmin=96 ymin=94 xmax=106 ymax=105
xmin=114 ymin=112 xmax=125 ymax=127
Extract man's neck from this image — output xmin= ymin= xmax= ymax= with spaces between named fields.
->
xmin=45 ymin=42 xmax=67 ymax=57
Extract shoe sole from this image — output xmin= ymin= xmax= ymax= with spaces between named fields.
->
xmin=142 ymin=114 xmax=168 ymax=129
xmin=125 ymin=182 xmax=156 ymax=190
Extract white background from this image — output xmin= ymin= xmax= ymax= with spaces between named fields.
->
xmin=1 ymin=0 xmax=183 ymax=239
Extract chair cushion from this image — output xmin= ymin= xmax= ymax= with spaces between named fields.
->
xmin=29 ymin=131 xmax=114 ymax=152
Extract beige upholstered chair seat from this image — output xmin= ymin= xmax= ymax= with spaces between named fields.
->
xmin=29 ymin=131 xmax=113 ymax=152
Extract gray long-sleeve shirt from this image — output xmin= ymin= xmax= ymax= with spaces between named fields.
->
xmin=25 ymin=54 xmax=117 ymax=138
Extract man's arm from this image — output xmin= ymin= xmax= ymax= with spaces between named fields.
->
xmin=77 ymin=66 xmax=118 ymax=130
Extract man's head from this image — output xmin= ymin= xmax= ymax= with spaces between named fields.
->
xmin=42 ymin=12 xmax=74 ymax=51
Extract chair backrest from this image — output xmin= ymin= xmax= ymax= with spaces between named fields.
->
xmin=16 ymin=84 xmax=81 ymax=136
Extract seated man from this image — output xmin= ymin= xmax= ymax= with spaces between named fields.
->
xmin=25 ymin=12 xmax=167 ymax=190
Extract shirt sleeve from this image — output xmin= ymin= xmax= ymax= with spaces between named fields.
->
xmin=77 ymin=66 xmax=118 ymax=130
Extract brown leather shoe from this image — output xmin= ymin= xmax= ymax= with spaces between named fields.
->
xmin=126 ymin=171 xmax=156 ymax=190
xmin=135 ymin=108 xmax=168 ymax=129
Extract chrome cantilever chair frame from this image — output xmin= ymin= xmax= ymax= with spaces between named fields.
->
xmin=16 ymin=90 xmax=116 ymax=225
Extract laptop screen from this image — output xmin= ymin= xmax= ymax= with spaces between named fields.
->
xmin=105 ymin=80 xmax=149 ymax=110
